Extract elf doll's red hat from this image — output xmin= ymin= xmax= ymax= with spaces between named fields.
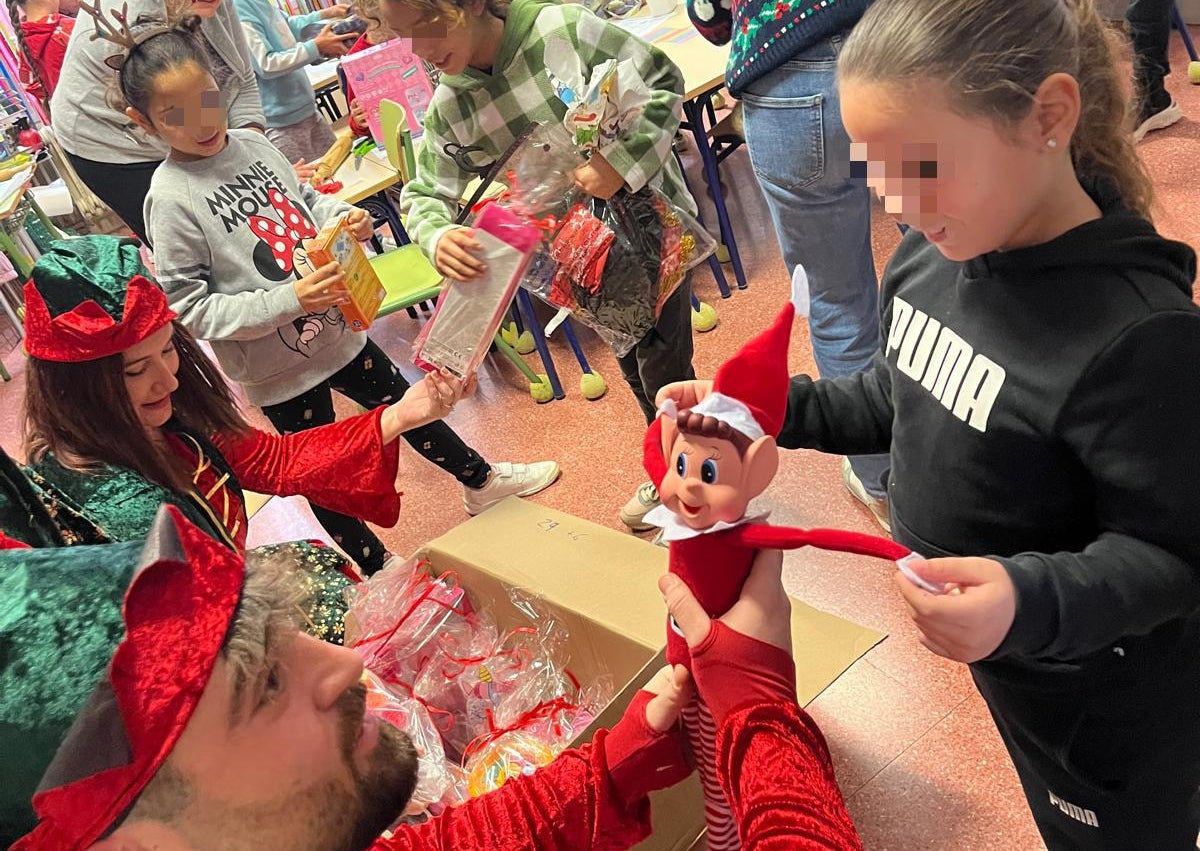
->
xmin=23 ymin=236 xmax=176 ymax=363
xmin=644 ymin=302 xmax=795 ymax=485
xmin=13 ymin=506 xmax=244 ymax=850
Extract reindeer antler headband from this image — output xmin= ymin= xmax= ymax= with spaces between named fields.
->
xmin=77 ymin=0 xmax=175 ymax=71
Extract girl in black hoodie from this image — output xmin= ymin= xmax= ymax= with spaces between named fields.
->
xmin=663 ymin=0 xmax=1200 ymax=847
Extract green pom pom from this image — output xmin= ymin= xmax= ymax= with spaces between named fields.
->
xmin=515 ymin=331 xmax=536 ymax=355
xmin=499 ymin=322 xmax=519 ymax=348
xmin=1189 ymin=61 xmax=1200 ymax=84
xmin=530 ymin=375 xmax=554 ymax=403
xmin=580 ymin=371 xmax=607 ymax=400
xmin=692 ymin=301 xmax=719 ymax=332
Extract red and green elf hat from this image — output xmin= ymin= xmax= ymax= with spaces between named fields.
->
xmin=23 ymin=236 xmax=176 ymax=363
xmin=9 ymin=506 xmax=245 ymax=850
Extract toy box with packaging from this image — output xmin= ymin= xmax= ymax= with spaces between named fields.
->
xmin=340 ymin=38 xmax=435 ymax=147
xmin=303 ymin=212 xmax=386 ymax=331
xmin=347 ymin=498 xmax=885 ymax=849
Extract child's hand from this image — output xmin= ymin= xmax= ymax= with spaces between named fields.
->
xmin=346 ymin=208 xmax=375 ymax=241
xmin=894 ymin=556 xmax=1016 ymax=663
xmin=573 ymin=152 xmax=625 ymax=199
xmin=293 ymin=159 xmax=318 ymax=183
xmin=435 ymin=227 xmax=487 ymax=280
xmin=349 ymin=98 xmax=367 ymax=129
xmin=294 ymin=261 xmax=349 ymax=313
xmin=655 ymin=379 xmax=714 ymax=412
xmin=382 ymin=368 xmax=477 ymax=437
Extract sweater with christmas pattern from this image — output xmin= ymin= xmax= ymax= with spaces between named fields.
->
xmin=686 ymin=0 xmax=871 ymax=96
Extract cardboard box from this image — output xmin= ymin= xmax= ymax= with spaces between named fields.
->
xmin=414 ymin=498 xmax=885 ymax=850
xmin=305 ymin=213 xmax=386 ymax=331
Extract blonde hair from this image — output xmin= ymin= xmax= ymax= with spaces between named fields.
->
xmin=839 ymin=0 xmax=1154 ymax=219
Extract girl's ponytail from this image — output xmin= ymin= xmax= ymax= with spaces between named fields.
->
xmin=1064 ymin=0 xmax=1154 ymax=218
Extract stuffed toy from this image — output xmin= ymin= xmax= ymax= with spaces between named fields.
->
xmin=642 ymin=302 xmax=923 ymax=850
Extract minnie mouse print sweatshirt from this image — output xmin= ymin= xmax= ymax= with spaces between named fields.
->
xmin=146 ymin=128 xmax=361 ymax=406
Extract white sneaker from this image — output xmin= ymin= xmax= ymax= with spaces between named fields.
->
xmin=1133 ymin=98 xmax=1183 ymax=142
xmin=463 ymin=461 xmax=561 ymax=515
xmin=841 ymin=456 xmax=892 ymax=535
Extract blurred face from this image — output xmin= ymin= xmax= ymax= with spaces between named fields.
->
xmin=130 ymin=61 xmax=228 ymax=161
xmin=378 ymin=0 xmax=482 ymax=75
xmin=190 ymin=0 xmax=222 ymax=18
xmin=659 ymin=433 xmax=750 ymax=531
xmin=110 ymin=630 xmax=418 ymax=851
xmin=122 ymin=323 xmax=179 ymax=433
xmin=841 ymin=78 xmax=1053 ymax=262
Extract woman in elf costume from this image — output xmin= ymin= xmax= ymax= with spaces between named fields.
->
xmin=19 ymin=235 xmax=473 ymax=640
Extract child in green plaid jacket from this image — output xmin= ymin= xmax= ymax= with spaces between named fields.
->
xmin=394 ymin=0 xmax=700 ymax=528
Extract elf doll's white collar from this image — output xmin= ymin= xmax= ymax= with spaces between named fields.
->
xmin=643 ymin=504 xmax=770 ymax=542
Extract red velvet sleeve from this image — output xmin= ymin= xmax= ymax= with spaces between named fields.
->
xmin=213 ymin=406 xmax=401 ymax=527
xmin=717 ymin=702 xmax=863 ymax=851
xmin=372 ymin=692 xmax=691 ymax=851
xmin=728 ymin=524 xmax=911 ymax=562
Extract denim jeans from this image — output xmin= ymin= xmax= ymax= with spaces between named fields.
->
xmin=741 ymin=33 xmax=890 ymax=497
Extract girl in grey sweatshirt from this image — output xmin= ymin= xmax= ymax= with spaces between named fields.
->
xmin=54 ymin=0 xmax=265 ymax=240
xmin=124 ymin=22 xmax=560 ymax=573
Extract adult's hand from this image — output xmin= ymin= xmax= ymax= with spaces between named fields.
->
xmin=660 ymin=549 xmax=796 ymax=725
xmin=320 ymin=2 xmax=351 ymax=18
xmin=381 ymin=369 xmax=476 ymax=437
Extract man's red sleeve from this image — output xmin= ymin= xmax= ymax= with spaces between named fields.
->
xmin=717 ymin=702 xmax=863 ymax=850
xmin=213 ymin=406 xmax=401 ymax=527
xmin=373 ymin=693 xmax=690 ymax=851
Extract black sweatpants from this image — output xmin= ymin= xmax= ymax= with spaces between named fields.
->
xmin=1126 ymin=0 xmax=1173 ymax=96
xmin=616 ymin=276 xmax=696 ymax=425
xmin=261 ymin=339 xmax=489 ymax=574
xmin=65 ymin=152 xmax=161 ymax=244
xmin=972 ymin=630 xmax=1200 ymax=850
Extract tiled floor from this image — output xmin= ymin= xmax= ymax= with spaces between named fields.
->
xmin=3 ymin=36 xmax=1199 ymax=851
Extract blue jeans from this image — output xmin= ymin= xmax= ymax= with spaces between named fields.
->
xmin=741 ymin=33 xmax=890 ymax=498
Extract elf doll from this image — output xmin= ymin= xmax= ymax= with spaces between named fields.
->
xmin=643 ymin=303 xmax=927 ymax=850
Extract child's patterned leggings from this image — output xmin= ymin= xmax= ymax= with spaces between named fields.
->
xmin=684 ymin=698 xmax=741 ymax=850
xmin=262 ymin=339 xmax=490 ymax=574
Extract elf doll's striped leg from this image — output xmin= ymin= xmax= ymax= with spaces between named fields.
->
xmin=684 ymin=698 xmax=741 ymax=850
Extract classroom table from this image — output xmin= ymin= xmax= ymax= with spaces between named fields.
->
xmin=307 ymin=59 xmax=344 ymax=121
xmin=331 ymin=146 xmax=407 ymax=244
xmin=615 ymin=5 xmax=746 ymax=296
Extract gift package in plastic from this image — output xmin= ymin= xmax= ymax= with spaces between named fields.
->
xmin=481 ymin=64 xmax=716 ymax=356
xmin=344 ymin=556 xmax=613 ymax=806
xmin=412 ymin=202 xmax=542 ymax=379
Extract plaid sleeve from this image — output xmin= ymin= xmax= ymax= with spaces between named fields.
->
xmin=543 ymin=4 xmax=684 ymax=195
xmin=398 ymin=98 xmax=470 ymax=261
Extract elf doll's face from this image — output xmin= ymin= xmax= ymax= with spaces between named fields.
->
xmin=659 ymin=429 xmax=778 ymax=531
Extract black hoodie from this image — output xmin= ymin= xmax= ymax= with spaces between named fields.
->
xmin=781 ymin=180 xmax=1200 ymax=690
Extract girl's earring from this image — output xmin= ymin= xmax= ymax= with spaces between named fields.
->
xmin=1046 ymin=138 xmax=1058 ymax=149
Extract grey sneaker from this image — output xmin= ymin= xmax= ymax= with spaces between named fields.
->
xmin=841 ymin=456 xmax=892 ymax=535
xmin=620 ymin=481 xmax=661 ymax=532
xmin=463 ymin=461 xmax=561 ymax=515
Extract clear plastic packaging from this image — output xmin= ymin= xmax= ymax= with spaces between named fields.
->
xmin=413 ymin=203 xmax=541 ymax=379
xmin=362 ymin=669 xmax=456 ymax=811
